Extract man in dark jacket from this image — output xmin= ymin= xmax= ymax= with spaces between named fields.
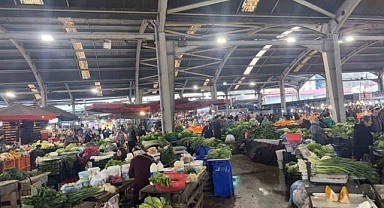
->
xmin=354 ymin=115 xmax=373 ymax=161
xmin=370 ymin=108 xmax=382 ymax=132
xmin=212 ymin=116 xmax=222 ymax=140
xmin=127 ymin=125 xmax=137 ymax=153
xmin=201 ymin=121 xmax=213 ymax=138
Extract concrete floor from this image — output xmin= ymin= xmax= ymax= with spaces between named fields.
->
xmin=204 ymin=154 xmax=290 ymax=208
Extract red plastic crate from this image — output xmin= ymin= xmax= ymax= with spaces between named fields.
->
xmin=24 ymin=155 xmax=31 ymax=167
xmin=0 ymin=160 xmax=16 ymax=174
xmin=15 ymin=158 xmax=22 ymax=170
xmin=21 ymin=165 xmax=31 ymax=172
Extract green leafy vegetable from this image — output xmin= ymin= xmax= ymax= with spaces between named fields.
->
xmin=104 ymin=159 xmax=130 ymax=169
xmin=160 ymin=146 xmax=176 ymax=166
xmin=149 ymin=172 xmax=171 ymax=187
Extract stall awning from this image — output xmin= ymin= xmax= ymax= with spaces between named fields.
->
xmin=85 ymin=99 xmax=229 ymax=114
xmin=0 ymin=104 xmax=57 ymax=121
xmin=43 ymin=105 xmax=78 ymax=121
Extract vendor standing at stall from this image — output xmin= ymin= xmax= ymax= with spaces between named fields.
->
xmin=212 ymin=116 xmax=222 ymax=140
xmin=30 ymin=144 xmax=45 ymax=169
xmin=64 ymin=130 xmax=76 ymax=148
xmin=354 ymin=115 xmax=374 ymax=161
xmin=129 ymin=153 xmax=156 ymax=205
xmin=127 ymin=125 xmax=137 ymax=153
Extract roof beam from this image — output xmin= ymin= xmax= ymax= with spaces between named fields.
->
xmin=0 ymin=33 xmax=154 ymax=40
xmin=329 ymin=0 xmax=361 ymax=34
xmin=135 ymin=20 xmax=150 ymax=104
xmin=282 ymin=49 xmax=312 ymax=79
xmin=183 ymin=40 xmax=323 ymax=46
xmin=0 ymin=94 xmax=10 ymax=106
xmin=181 ymin=79 xmax=189 ymax=96
xmin=168 ymin=0 xmax=230 ymax=14
xmin=64 ymin=83 xmax=73 ymax=100
xmin=213 ymin=46 xmax=237 ymax=84
xmin=341 ymin=41 xmax=380 ymax=64
xmin=292 ymin=0 xmax=336 ymax=18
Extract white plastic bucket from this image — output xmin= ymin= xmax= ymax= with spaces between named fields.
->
xmin=277 ymin=160 xmax=283 ymax=170
xmin=275 ymin=150 xmax=286 ymax=161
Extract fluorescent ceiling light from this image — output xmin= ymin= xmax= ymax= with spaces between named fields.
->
xmin=20 ymin=0 xmax=44 ymax=4
xmin=193 ymin=85 xmax=198 ymax=89
xmin=291 ymin=26 xmax=301 ymax=30
xmin=41 ymin=34 xmax=53 ymax=41
xmin=223 ymin=82 xmax=227 ymax=85
xmin=287 ymin=37 xmax=296 ymax=43
xmin=216 ymin=37 xmax=227 ymax=44
xmin=140 ymin=111 xmax=145 ymax=115
xmin=243 ymin=67 xmax=253 ymax=75
xmin=250 ymin=82 xmax=256 ymax=86
xmin=203 ymin=79 xmax=210 ymax=87
xmin=5 ymin=92 xmax=16 ymax=98
xmin=242 ymin=0 xmax=260 ymax=12
xmin=91 ymin=89 xmax=98 ymax=93
xmin=281 ymin=31 xmax=293 ymax=35
xmin=345 ymin=36 xmax=354 ymax=42
xmin=338 ymin=40 xmax=344 ymax=43
xmin=234 ymin=85 xmax=240 ymax=90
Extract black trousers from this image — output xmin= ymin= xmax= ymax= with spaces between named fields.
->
xmin=128 ymin=141 xmax=136 ymax=153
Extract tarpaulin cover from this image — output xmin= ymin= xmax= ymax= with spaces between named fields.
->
xmin=0 ymin=104 xmax=57 ymax=121
xmin=44 ymin=105 xmax=78 ymax=121
xmin=85 ymin=98 xmax=229 ymax=113
xmin=244 ymin=139 xmax=284 ymax=166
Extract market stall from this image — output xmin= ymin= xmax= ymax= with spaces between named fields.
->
xmin=0 ymin=104 xmax=56 ymax=145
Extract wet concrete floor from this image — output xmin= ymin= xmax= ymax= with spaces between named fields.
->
xmin=204 ymin=154 xmax=291 ymax=208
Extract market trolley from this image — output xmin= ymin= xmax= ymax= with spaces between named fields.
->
xmin=139 ymin=170 xmax=208 ymax=208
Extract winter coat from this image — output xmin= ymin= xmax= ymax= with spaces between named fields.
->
xmin=354 ymin=123 xmax=373 ymax=160
xmin=201 ymin=125 xmax=213 ymax=138
xmin=323 ymin=117 xmax=336 ymax=128
xmin=370 ymin=115 xmax=383 ymax=132
xmin=261 ymin=119 xmax=270 ymax=126
xmin=309 ymin=121 xmax=327 ymax=145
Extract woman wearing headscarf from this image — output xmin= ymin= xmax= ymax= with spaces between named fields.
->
xmin=114 ymin=147 xmax=127 ymax=161
xmin=309 ymin=119 xmax=327 ymax=145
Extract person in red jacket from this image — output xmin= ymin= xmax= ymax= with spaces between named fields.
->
xmin=128 ymin=153 xmax=156 ymax=205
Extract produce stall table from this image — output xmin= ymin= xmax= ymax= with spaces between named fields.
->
xmin=84 ymin=180 xmax=134 ymax=208
xmin=139 ymin=170 xmax=208 ymax=208
xmin=0 ymin=180 xmax=18 ymax=208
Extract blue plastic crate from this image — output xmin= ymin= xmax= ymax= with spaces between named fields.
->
xmin=211 ymin=159 xmax=231 ymax=166
xmin=213 ymin=164 xmax=234 ymax=197
xmin=196 ymin=146 xmax=210 ymax=156
xmin=332 ymin=144 xmax=352 ymax=158
xmin=167 ymin=137 xmax=177 ymax=142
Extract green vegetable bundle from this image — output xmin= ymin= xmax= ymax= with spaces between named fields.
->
xmin=67 ymin=186 xmax=103 ymax=205
xmin=207 ymin=146 xmax=232 ymax=159
xmin=223 ymin=122 xmax=255 ymax=140
xmin=330 ymin=123 xmax=353 ymax=139
xmin=202 ymin=138 xmax=223 ymax=148
xmin=139 ymin=196 xmax=172 ymax=208
xmin=23 ymin=187 xmax=67 ymax=208
xmin=160 ymin=146 xmax=176 ymax=166
xmin=314 ymin=157 xmax=379 ymax=183
xmin=0 ymin=168 xmax=41 ymax=181
xmin=373 ymin=140 xmax=384 ymax=150
xmin=149 ymin=172 xmax=171 ymax=187
xmin=178 ymin=130 xmax=198 ymax=139
xmin=104 ymin=159 xmax=130 ymax=169
xmin=248 ymin=125 xmax=284 ymax=140
xmin=286 ymin=162 xmax=299 ymax=173
xmin=141 ymin=132 xmax=164 ymax=141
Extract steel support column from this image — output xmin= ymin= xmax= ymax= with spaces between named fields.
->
xmin=279 ymin=80 xmax=286 ymax=114
xmin=378 ymin=73 xmax=384 ymax=92
xmin=258 ymin=93 xmax=262 ymax=110
xmin=296 ymin=89 xmax=301 ymax=101
xmin=322 ymin=34 xmax=346 ymax=122
xmin=225 ymin=92 xmax=230 ymax=116
xmin=154 ymin=25 xmax=174 ymax=133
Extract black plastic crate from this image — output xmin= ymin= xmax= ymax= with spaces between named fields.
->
xmin=332 ymin=137 xmax=353 ymax=146
xmin=284 ymin=172 xmax=302 ymax=186
xmin=283 ymin=151 xmax=298 ymax=162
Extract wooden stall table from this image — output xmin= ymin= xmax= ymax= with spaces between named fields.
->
xmin=139 ymin=170 xmax=208 ymax=208
xmin=0 ymin=180 xmax=19 ymax=208
xmin=85 ymin=179 xmax=134 ymax=208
